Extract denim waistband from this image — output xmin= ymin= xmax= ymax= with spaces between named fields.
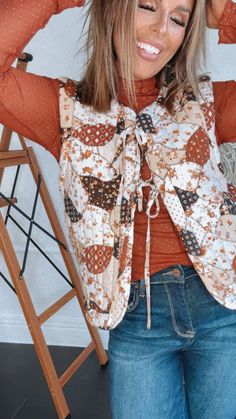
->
xmin=131 ymin=265 xmax=198 ymax=297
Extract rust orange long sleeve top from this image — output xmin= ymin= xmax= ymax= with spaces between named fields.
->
xmin=0 ymin=0 xmax=236 ymax=280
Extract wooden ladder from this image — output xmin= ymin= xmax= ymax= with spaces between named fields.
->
xmin=0 ymin=54 xmax=108 ymax=419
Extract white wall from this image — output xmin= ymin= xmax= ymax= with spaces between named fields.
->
xmin=0 ymin=7 xmax=235 ymax=349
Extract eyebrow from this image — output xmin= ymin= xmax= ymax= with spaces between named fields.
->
xmin=158 ymin=1 xmax=192 ymax=15
xmin=175 ymin=6 xmax=192 ymax=14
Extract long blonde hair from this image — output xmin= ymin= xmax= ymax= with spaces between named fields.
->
xmin=78 ymin=0 xmax=206 ymax=113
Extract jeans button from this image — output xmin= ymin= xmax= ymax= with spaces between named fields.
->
xmin=172 ymin=268 xmax=181 ymax=277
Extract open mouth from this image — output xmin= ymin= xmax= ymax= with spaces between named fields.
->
xmin=136 ymin=41 xmax=161 ymax=56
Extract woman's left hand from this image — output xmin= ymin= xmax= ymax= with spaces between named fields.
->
xmin=206 ymin=0 xmax=228 ymax=28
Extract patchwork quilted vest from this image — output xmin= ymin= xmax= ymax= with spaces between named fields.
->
xmin=58 ymin=77 xmax=236 ymax=330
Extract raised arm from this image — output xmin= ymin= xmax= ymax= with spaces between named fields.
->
xmin=207 ymin=0 xmax=236 ymax=43
xmin=209 ymin=0 xmax=236 ymax=146
xmin=214 ymin=77 xmax=236 ymax=200
xmin=207 ymin=1 xmax=236 ymax=198
xmin=0 ymin=0 xmax=85 ymax=161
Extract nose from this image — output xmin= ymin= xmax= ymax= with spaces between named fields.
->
xmin=150 ymin=11 xmax=168 ymax=35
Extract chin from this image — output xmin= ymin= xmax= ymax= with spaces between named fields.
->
xmin=134 ymin=72 xmax=157 ymax=81
xmin=133 ymin=66 xmax=163 ymax=81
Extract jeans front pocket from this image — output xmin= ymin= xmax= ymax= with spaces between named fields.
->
xmin=126 ymin=285 xmax=140 ymax=313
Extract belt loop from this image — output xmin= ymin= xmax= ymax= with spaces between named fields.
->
xmin=139 ymin=279 xmax=146 ymax=297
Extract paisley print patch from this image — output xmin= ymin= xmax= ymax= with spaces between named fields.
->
xmin=186 ymin=127 xmax=210 ymax=166
xmin=85 ymin=245 xmax=113 ymax=274
xmin=174 ymin=187 xmax=199 ymax=211
xmin=84 ymin=299 xmax=111 ymax=314
xmin=64 ymin=79 xmax=77 ymax=97
xmin=120 ymin=197 xmax=132 ymax=225
xmin=64 ymin=195 xmax=82 ymax=222
xmin=179 ymin=229 xmax=202 ymax=256
xmin=80 ymin=175 xmax=122 ymax=211
xmin=201 ymin=102 xmax=215 ymax=130
xmin=137 ymin=113 xmax=155 ymax=133
xmin=116 ymin=117 xmax=125 ymax=135
xmin=220 ymin=194 xmax=236 ymax=215
xmin=74 ymin=123 xmax=116 ymax=146
xmin=113 ymin=240 xmax=120 ymax=260
xmin=182 ymin=88 xmax=197 ymax=103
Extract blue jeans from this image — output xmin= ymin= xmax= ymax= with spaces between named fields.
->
xmin=108 ymin=265 xmax=236 ymax=419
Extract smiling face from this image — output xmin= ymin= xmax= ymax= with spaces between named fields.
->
xmin=114 ymin=0 xmax=194 ymax=81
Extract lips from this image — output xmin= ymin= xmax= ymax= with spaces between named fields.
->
xmin=137 ymin=41 xmax=160 ymax=55
xmin=136 ymin=39 xmax=164 ymax=62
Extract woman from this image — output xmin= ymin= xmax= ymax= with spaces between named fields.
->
xmin=0 ymin=1 xmax=235 ymax=418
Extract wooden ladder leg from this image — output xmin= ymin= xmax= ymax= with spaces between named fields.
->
xmin=0 ymin=214 xmax=70 ymax=419
xmin=26 ymin=145 xmax=108 ymax=366
xmin=0 ymin=126 xmax=14 ymax=184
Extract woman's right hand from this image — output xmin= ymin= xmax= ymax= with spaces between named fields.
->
xmin=206 ymin=0 xmax=228 ymax=29
xmin=57 ymin=0 xmax=86 ymax=13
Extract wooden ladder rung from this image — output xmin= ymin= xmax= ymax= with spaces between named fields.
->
xmin=59 ymin=341 xmax=96 ymax=388
xmin=38 ymin=288 xmax=77 ymax=325
xmin=0 ymin=197 xmax=17 ymax=208
xmin=0 ymin=150 xmax=29 ymax=168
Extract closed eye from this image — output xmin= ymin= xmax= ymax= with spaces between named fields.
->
xmin=138 ymin=4 xmax=156 ymax=12
xmin=171 ymin=17 xmax=187 ymax=28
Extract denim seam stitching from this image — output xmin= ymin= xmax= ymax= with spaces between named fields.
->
xmin=150 ymin=280 xmax=182 ymax=285
xmin=126 ymin=290 xmax=140 ymax=312
xmin=181 ymin=287 xmax=195 ymax=336
xmin=164 ymin=283 xmax=194 ymax=338
xmin=181 ymin=361 xmax=186 ymax=419
xmin=184 ymin=273 xmax=198 ymax=280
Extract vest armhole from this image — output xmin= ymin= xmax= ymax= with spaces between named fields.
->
xmin=58 ymin=77 xmax=78 ymax=129
xmin=198 ymin=76 xmax=214 ymax=104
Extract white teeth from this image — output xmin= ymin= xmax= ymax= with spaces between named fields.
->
xmin=137 ymin=41 xmax=160 ymax=55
